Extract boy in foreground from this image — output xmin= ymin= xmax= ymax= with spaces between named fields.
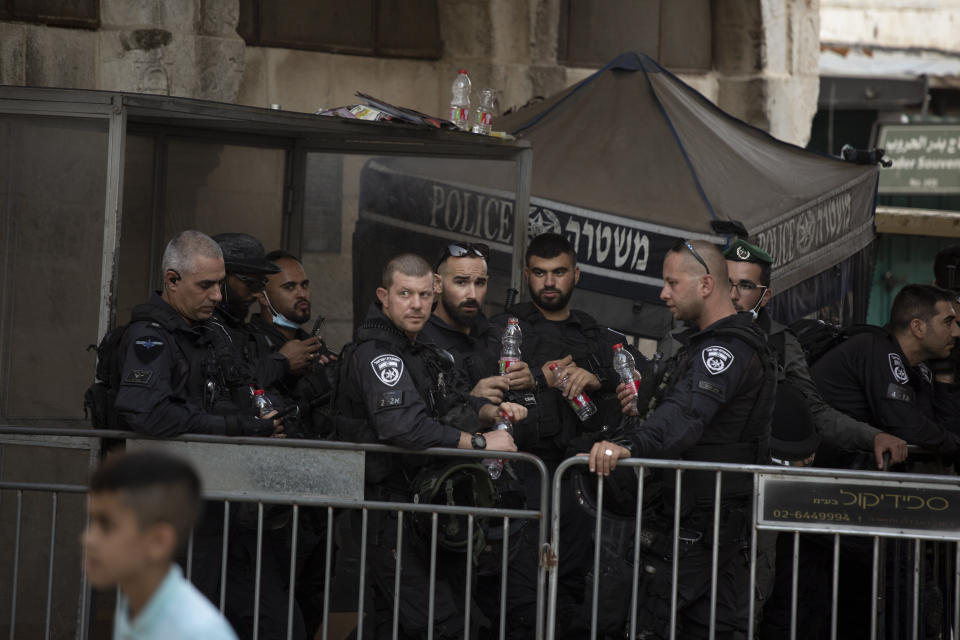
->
xmin=83 ymin=450 xmax=237 ymax=640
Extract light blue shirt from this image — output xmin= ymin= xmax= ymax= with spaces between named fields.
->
xmin=113 ymin=565 xmax=237 ymax=640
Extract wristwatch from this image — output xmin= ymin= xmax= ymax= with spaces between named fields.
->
xmin=471 ymin=433 xmax=487 ymax=450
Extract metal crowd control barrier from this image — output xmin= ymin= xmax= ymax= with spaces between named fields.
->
xmin=0 ymin=427 xmax=550 ymax=640
xmin=547 ymin=456 xmax=960 ymax=640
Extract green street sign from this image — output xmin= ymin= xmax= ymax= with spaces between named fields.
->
xmin=877 ymin=124 xmax=960 ymax=194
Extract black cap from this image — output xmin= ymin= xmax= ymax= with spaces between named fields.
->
xmin=770 ymin=385 xmax=819 ymax=462
xmin=212 ymin=233 xmax=281 ymax=275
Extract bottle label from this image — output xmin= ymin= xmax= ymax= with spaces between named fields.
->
xmin=477 ymin=111 xmax=492 ymax=125
xmin=450 ymin=106 xmax=468 ymax=122
xmin=625 ymin=379 xmax=639 ymax=395
xmin=499 ymin=357 xmax=519 ymax=374
xmin=568 ymin=392 xmax=592 ymax=410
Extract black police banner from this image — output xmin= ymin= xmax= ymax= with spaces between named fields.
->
xmin=358 ymin=160 xmax=719 ymax=302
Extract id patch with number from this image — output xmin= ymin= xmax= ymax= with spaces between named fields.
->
xmin=122 ymin=369 xmax=154 ymax=385
xmin=377 ymin=390 xmax=405 ymax=409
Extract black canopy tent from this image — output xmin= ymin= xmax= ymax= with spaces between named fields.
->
xmin=355 ymin=53 xmax=879 ymax=336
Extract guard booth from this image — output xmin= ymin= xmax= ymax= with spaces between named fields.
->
xmin=0 ymin=86 xmax=531 ymax=638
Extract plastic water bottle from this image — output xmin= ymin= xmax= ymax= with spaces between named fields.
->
xmin=450 ymin=70 xmax=471 ymax=131
xmin=472 ymin=88 xmax=495 ymax=135
xmin=499 ymin=317 xmax=522 ymax=374
xmin=613 ymin=343 xmax=639 ymax=413
xmin=483 ymin=410 xmax=513 ymax=479
xmin=253 ymin=389 xmax=274 ymax=417
xmin=548 ymin=362 xmax=597 ymax=421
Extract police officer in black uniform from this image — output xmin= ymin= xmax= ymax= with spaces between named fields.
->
xmin=591 ymin=240 xmax=776 ymax=640
xmin=116 ymin=230 xmax=282 ymax=438
xmin=420 ymin=242 xmax=537 ymax=431
xmin=249 ymin=250 xmax=334 ymax=437
xmin=335 ymin=253 xmax=524 ymax=639
xmin=114 ymin=231 xmax=294 ymax=639
xmin=811 ymin=283 xmax=960 ymax=457
xmin=809 ymin=286 xmax=960 ymax=638
xmin=723 ymin=239 xmax=908 ymax=468
xmin=211 ymin=233 xmax=318 ymax=393
xmin=489 ymin=233 xmax=634 ymax=637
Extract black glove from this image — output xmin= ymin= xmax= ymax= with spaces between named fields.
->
xmin=224 ymin=414 xmax=276 ymax=437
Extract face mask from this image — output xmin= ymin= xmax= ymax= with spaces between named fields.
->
xmin=263 ymin=292 xmax=301 ymax=330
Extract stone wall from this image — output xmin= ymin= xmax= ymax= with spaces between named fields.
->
xmin=0 ymin=0 xmax=245 ymax=102
xmin=821 ymin=0 xmax=960 ymax=53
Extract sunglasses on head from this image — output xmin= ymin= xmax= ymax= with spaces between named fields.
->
xmin=233 ymin=273 xmax=269 ymax=292
xmin=674 ymin=240 xmax=710 ymax=275
xmin=436 ymin=242 xmax=489 ymax=269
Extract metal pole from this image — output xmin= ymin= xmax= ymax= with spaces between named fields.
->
xmin=321 ymin=507 xmax=334 ymax=640
xmin=669 ymin=470 xmax=682 ymax=640
xmin=428 ymin=513 xmax=439 ymax=640
xmin=509 ymin=147 xmax=533 ymax=299
xmin=393 ymin=511 xmax=404 ymax=640
xmin=708 ymin=471 xmax=722 ymax=640
xmin=9 ymin=490 xmax=22 ymax=640
xmin=628 ymin=466 xmax=645 ymax=639
xmin=831 ymin=534 xmax=840 ymax=640
xmin=871 ymin=536 xmax=880 ymax=640
xmin=357 ymin=508 xmax=369 ymax=640
xmin=590 ymin=477 xmax=604 ymax=638
xmin=44 ymin=492 xmax=58 ymax=640
xmin=500 ymin=517 xmax=509 ymax=640
xmin=253 ymin=503 xmax=264 ymax=640
xmin=286 ymin=504 xmax=299 ymax=640
xmin=464 ymin=514 xmax=474 ymax=638
xmin=791 ymin=532 xmax=800 ymax=640
xmin=220 ymin=501 xmax=230 ymax=614
xmin=97 ymin=94 xmax=127 ymax=338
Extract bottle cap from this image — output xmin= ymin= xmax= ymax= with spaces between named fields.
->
xmin=458 ymin=69 xmax=468 ymax=75
xmin=549 ymin=363 xmax=559 ymax=371
xmin=253 ymin=389 xmax=265 ymax=396
xmin=499 ymin=409 xmax=510 ymax=419
xmin=508 ymin=317 xmax=519 ymax=324
xmin=613 ymin=343 xmax=623 ymax=350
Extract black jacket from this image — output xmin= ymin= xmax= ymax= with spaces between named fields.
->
xmin=811 ymin=327 xmax=960 ymax=456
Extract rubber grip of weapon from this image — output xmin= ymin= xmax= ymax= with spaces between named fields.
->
xmin=504 ymin=288 xmax=519 ymax=310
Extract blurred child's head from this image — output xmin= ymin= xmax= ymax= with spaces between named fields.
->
xmin=83 ymin=450 xmax=201 ymax=589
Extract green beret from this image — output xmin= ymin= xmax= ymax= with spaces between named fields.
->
xmin=723 ymin=239 xmax=773 ymax=265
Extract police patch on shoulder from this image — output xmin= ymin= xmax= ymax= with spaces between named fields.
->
xmin=702 ymin=346 xmax=734 ymax=375
xmin=134 ymin=335 xmax=165 ymax=364
xmin=888 ymin=353 xmax=909 ymax=384
xmin=122 ymin=369 xmax=153 ymax=385
xmin=371 ymin=354 xmax=404 ymax=387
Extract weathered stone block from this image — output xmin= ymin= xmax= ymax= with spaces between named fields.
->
xmin=438 ymin=0 xmax=493 ymax=59
xmin=0 ymin=23 xmax=26 ymax=86
xmin=101 ymin=0 xmax=200 ymax=32
xmin=200 ymin=0 xmax=240 ymax=36
xmin=24 ymin=26 xmax=97 ymax=89
xmin=236 ymin=46 xmax=268 ymax=107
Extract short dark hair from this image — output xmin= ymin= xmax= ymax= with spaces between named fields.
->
xmin=890 ymin=284 xmax=956 ymax=333
xmin=525 ymin=233 xmax=575 ymax=266
xmin=758 ymin=263 xmax=772 ymax=287
xmin=266 ymin=250 xmax=299 ymax=263
xmin=90 ymin=450 xmax=202 ymax=554
xmin=381 ymin=253 xmax=432 ymax=289
xmin=934 ymin=245 xmax=960 ymax=291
